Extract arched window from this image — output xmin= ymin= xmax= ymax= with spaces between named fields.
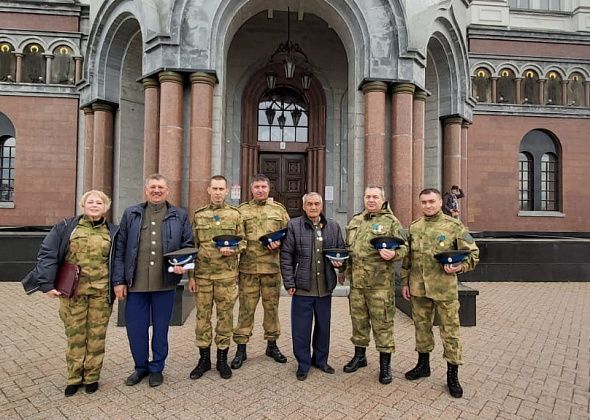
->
xmin=519 ymin=130 xmax=560 ymax=213
xmin=519 ymin=152 xmax=533 ymax=211
xmin=258 ymin=86 xmax=308 ymax=143
xmin=497 ymin=68 xmax=516 ymax=103
xmin=0 ymin=43 xmax=16 ymax=82
xmin=22 ymin=43 xmax=45 ymax=83
xmin=567 ymin=72 xmax=585 ymax=107
xmin=52 ymin=45 xmax=75 ymax=84
xmin=545 ymin=71 xmax=562 ymax=105
xmin=0 ymin=136 xmax=15 ymax=202
xmin=472 ymin=68 xmax=491 ymax=102
xmin=522 ymin=70 xmax=539 ymax=104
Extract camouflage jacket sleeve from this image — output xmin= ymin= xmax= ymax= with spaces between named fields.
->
xmin=457 ymin=226 xmax=479 ymax=273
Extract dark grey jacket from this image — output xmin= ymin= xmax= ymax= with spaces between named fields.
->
xmin=112 ymin=201 xmax=194 ymax=289
xmin=280 ymin=213 xmax=346 ymax=292
xmin=21 ymin=215 xmax=119 ymax=302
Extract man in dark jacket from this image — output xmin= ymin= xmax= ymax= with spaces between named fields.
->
xmin=113 ymin=174 xmax=193 ymax=387
xmin=280 ymin=192 xmax=346 ymax=380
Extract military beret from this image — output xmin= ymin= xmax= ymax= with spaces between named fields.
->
xmin=163 ymin=247 xmax=198 ymax=266
xmin=259 ymin=228 xmax=288 ymax=245
xmin=212 ymin=235 xmax=242 ymax=248
xmin=433 ymin=250 xmax=471 ymax=265
xmin=323 ymin=248 xmax=351 ymax=262
xmin=369 ymin=236 xmax=405 ymax=250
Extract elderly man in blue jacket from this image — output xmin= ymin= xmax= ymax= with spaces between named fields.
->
xmin=113 ymin=173 xmax=193 ymax=387
xmin=280 ymin=192 xmax=346 ymax=381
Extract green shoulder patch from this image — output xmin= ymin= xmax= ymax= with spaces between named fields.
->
xmin=463 ymin=231 xmax=475 ymax=244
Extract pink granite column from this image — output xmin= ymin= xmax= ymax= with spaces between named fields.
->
xmin=412 ymin=90 xmax=427 ymax=221
xmin=460 ymin=121 xmax=470 ymax=223
xmin=391 ymin=83 xmax=415 ymax=227
xmin=44 ymin=54 xmax=53 ymax=84
xmin=74 ymin=57 xmax=83 ymax=83
xmin=143 ymin=78 xmax=160 ymax=179
xmin=189 ymin=72 xmax=216 ymax=214
xmin=362 ymin=81 xmax=387 ymax=186
xmin=91 ymin=102 xmax=115 ymax=198
xmin=442 ymin=116 xmax=463 ymax=195
xmin=158 ymin=71 xmax=184 ymax=206
xmin=14 ymin=53 xmax=23 ymax=83
xmin=83 ymin=107 xmax=94 ymax=192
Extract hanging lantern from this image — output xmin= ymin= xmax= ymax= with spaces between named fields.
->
xmin=301 ymin=72 xmax=312 ymax=90
xmin=265 ymin=71 xmax=277 ymax=90
xmin=278 ymin=113 xmax=286 ymax=129
xmin=284 ymin=58 xmax=296 ymax=79
xmin=291 ymin=108 xmax=302 ymax=126
xmin=265 ymin=107 xmax=276 ymax=125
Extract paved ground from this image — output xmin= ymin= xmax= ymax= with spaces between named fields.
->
xmin=0 ymin=282 xmax=589 ymax=419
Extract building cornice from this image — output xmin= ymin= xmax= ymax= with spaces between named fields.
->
xmin=468 ymin=26 xmax=590 ymax=45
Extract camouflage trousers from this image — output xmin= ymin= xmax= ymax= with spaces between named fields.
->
xmin=348 ymin=287 xmax=395 ymax=353
xmin=233 ymin=273 xmax=281 ymax=344
xmin=194 ymin=277 xmax=238 ymax=349
xmin=411 ymin=296 xmax=463 ymax=365
xmin=58 ymin=289 xmax=113 ymax=385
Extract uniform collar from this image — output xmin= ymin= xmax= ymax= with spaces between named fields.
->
xmin=425 ymin=210 xmax=444 ymax=222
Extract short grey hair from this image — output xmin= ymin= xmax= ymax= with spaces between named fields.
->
xmin=364 ymin=185 xmax=385 ymax=199
xmin=145 ymin=173 xmax=169 ymax=188
xmin=302 ymin=192 xmax=323 ymax=205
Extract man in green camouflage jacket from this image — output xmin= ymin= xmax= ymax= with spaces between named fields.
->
xmin=401 ymin=188 xmax=479 ymax=398
xmin=343 ymin=186 xmax=407 ymax=384
xmin=230 ymin=174 xmax=290 ymax=369
xmin=188 ymin=175 xmax=245 ymax=380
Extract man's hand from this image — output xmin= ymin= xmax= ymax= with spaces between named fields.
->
xmin=187 ymin=278 xmax=197 ymax=293
xmin=401 ymin=286 xmax=411 ymax=301
xmin=379 ymin=248 xmax=396 ymax=261
xmin=288 ymin=287 xmax=296 ymax=296
xmin=451 ymin=209 xmax=460 ymax=218
xmin=47 ymin=289 xmax=61 ymax=298
xmin=219 ymin=246 xmax=235 ymax=257
xmin=172 ymin=265 xmax=186 ymax=275
xmin=267 ymin=240 xmax=281 ymax=250
xmin=331 ymin=260 xmax=343 ymax=268
xmin=443 ymin=263 xmax=463 ymax=274
xmin=114 ymin=285 xmax=127 ymax=300
xmin=337 ymin=273 xmax=345 ymax=285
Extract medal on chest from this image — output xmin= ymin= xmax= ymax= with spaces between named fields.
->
xmin=213 ymin=215 xmax=221 ymax=226
xmin=371 ymin=223 xmax=384 ymax=234
xmin=438 ymin=234 xmax=446 ymax=247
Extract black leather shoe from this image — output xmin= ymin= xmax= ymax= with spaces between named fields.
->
xmin=125 ymin=370 xmax=148 ymax=386
xmin=231 ymin=344 xmax=247 ymax=369
xmin=265 ymin=340 xmax=287 ymax=363
xmin=64 ymin=384 xmax=81 ymax=397
xmin=296 ymin=370 xmax=308 ymax=381
xmin=313 ymin=363 xmax=335 ymax=374
xmin=149 ymin=372 xmax=164 ymax=387
xmin=85 ymin=382 xmax=99 ymax=394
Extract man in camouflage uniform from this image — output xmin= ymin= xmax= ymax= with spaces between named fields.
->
xmin=230 ymin=174 xmax=290 ymax=369
xmin=188 ymin=175 xmax=245 ymax=380
xmin=401 ymin=188 xmax=479 ymax=398
xmin=343 ymin=186 xmax=407 ymax=384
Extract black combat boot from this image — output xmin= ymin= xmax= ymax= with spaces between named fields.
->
xmin=343 ymin=346 xmax=367 ymax=373
xmin=265 ymin=340 xmax=287 ymax=363
xmin=447 ymin=362 xmax=463 ymax=398
xmin=216 ymin=348 xmax=232 ymax=379
xmin=230 ymin=344 xmax=247 ymax=369
xmin=189 ymin=346 xmax=211 ymax=379
xmin=379 ymin=352 xmax=392 ymax=384
xmin=405 ymin=352 xmax=431 ymax=380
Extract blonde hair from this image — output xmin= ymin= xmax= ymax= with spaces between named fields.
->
xmin=79 ymin=190 xmax=111 ymax=212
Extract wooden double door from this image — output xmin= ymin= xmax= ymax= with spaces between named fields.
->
xmin=259 ymin=153 xmax=306 ymax=218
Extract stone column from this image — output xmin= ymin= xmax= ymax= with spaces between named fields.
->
xmin=561 ymin=80 xmax=569 ymax=105
xmin=538 ymin=79 xmax=546 ymax=104
xmin=44 ymin=54 xmax=53 ymax=84
xmin=74 ymin=57 xmax=83 ymax=83
xmin=189 ymin=72 xmax=216 ymax=214
xmin=142 ymin=78 xmax=160 ymax=179
xmin=442 ymin=116 xmax=463 ymax=194
xmin=460 ymin=121 xmax=470 ymax=223
xmin=412 ymin=90 xmax=427 ymax=220
xmin=91 ymin=102 xmax=115 ymax=198
xmin=515 ymin=78 xmax=522 ymax=104
xmin=83 ymin=107 xmax=95 ymax=192
xmin=584 ymin=81 xmax=590 ymax=107
xmin=14 ymin=53 xmax=23 ymax=83
xmin=362 ymin=81 xmax=387 ymax=186
xmin=391 ymin=83 xmax=415 ymax=226
xmin=158 ymin=71 xmax=184 ymax=206
xmin=491 ymin=77 xmax=498 ymax=103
